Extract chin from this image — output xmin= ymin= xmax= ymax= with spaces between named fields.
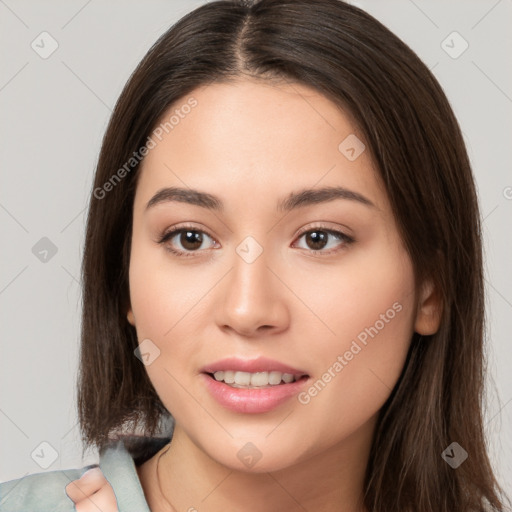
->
xmin=203 ymin=439 xmax=306 ymax=474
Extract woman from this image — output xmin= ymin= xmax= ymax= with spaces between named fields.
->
xmin=1 ymin=0 xmax=509 ymax=511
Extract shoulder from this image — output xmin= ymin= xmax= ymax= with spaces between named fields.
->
xmin=0 ymin=436 xmax=170 ymax=512
xmin=0 ymin=465 xmax=94 ymax=512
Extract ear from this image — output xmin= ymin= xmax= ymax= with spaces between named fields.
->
xmin=127 ymin=308 xmax=136 ymax=326
xmin=414 ymin=279 xmax=442 ymax=335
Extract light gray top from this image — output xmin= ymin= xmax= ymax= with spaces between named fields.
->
xmin=0 ymin=439 xmax=153 ymax=512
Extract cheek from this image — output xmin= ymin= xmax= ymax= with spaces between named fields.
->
xmin=127 ymin=238 xmax=218 ymax=392
xmin=128 ymin=234 xmax=211 ymax=339
xmin=288 ymin=240 xmax=416 ymax=352
xmin=295 ymin=246 xmax=417 ymax=430
xmin=127 ymin=249 xmax=200 ymax=416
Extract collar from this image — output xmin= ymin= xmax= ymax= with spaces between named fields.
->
xmin=98 ymin=438 xmax=155 ymax=511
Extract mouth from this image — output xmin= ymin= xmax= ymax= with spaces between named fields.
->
xmin=201 ymin=356 xmax=309 ymax=388
xmin=204 ymin=370 xmax=309 ymax=389
xmin=200 ymin=357 xmax=310 ymax=413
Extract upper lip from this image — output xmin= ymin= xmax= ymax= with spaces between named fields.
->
xmin=201 ymin=356 xmax=308 ymax=377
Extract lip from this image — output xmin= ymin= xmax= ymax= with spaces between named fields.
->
xmin=201 ymin=356 xmax=307 ymax=376
xmin=202 ymin=373 xmax=309 ymax=414
xmin=201 ymin=356 xmax=310 ymax=414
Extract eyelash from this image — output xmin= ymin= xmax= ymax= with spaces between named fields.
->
xmin=157 ymin=223 xmax=355 ymax=258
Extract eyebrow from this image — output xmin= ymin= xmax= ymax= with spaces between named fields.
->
xmin=145 ymin=185 xmax=375 ymax=213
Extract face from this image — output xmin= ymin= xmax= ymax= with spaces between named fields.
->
xmin=127 ymin=78 xmax=439 ymax=473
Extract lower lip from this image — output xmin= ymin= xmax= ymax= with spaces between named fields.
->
xmin=202 ymin=373 xmax=309 ymax=414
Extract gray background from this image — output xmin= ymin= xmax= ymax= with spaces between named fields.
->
xmin=1 ymin=0 xmax=511 ymax=499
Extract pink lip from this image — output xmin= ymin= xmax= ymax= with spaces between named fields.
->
xmin=201 ymin=356 xmax=307 ymax=376
xmin=200 ymin=357 xmax=310 ymax=414
xmin=201 ymin=373 xmax=309 ymax=414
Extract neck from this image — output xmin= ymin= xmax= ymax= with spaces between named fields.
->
xmin=139 ymin=418 xmax=375 ymax=512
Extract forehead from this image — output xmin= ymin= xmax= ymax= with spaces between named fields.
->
xmin=135 ymin=79 xmax=388 ymax=214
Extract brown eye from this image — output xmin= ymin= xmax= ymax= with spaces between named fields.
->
xmin=294 ymin=227 xmax=354 ymax=255
xmin=304 ymin=230 xmax=329 ymax=250
xmin=158 ymin=226 xmax=217 ymax=257
xmin=179 ymin=230 xmax=204 ymax=251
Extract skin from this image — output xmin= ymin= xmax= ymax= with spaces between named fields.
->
xmin=65 ymin=467 xmax=117 ymax=511
xmin=69 ymin=79 xmax=441 ymax=511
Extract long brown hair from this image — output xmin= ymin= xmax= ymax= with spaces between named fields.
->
xmin=77 ymin=1 xmax=510 ymax=510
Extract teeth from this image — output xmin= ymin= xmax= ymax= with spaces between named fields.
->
xmin=268 ymin=371 xmax=282 ymax=385
xmin=235 ymin=371 xmax=251 ymax=386
xmin=250 ymin=372 xmax=268 ymax=387
xmin=212 ymin=370 xmax=301 ymax=387
xmin=224 ymin=371 xmax=235 ymax=383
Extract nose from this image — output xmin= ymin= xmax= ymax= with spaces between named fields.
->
xmin=215 ymin=242 xmax=290 ymax=338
